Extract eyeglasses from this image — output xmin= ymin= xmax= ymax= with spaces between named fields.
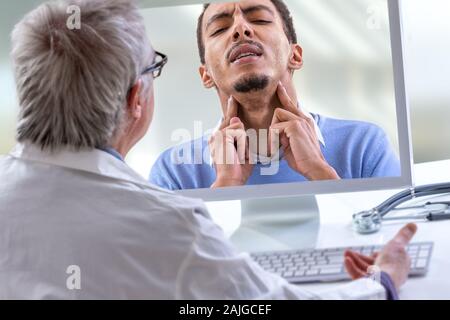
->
xmin=141 ymin=51 xmax=168 ymax=79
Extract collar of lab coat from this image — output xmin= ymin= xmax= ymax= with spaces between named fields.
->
xmin=209 ymin=102 xmax=325 ymax=166
xmin=9 ymin=143 xmax=157 ymax=190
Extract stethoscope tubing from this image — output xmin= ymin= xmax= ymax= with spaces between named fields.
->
xmin=374 ymin=183 xmax=450 ymax=218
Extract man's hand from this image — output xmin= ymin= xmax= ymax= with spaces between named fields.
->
xmin=210 ymin=97 xmax=254 ymax=188
xmin=344 ymin=223 xmax=418 ymax=290
xmin=269 ymin=82 xmax=339 ymax=180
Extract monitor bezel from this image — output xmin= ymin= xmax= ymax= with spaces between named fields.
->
xmin=142 ymin=0 xmax=414 ymax=201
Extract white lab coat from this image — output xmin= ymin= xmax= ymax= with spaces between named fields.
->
xmin=0 ymin=143 xmax=387 ymax=299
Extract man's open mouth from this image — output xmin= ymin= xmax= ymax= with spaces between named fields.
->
xmin=229 ymin=44 xmax=263 ymax=64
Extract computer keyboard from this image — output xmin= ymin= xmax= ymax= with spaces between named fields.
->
xmin=251 ymin=242 xmax=433 ymax=283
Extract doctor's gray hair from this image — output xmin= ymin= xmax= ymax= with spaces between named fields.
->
xmin=11 ymin=0 xmax=152 ymax=150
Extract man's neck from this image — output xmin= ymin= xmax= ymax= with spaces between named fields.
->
xmin=237 ymin=93 xmax=277 ymax=131
xmin=219 ymin=82 xmax=298 ymax=131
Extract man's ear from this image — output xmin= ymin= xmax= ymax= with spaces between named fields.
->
xmin=199 ymin=65 xmax=216 ymax=89
xmin=288 ymin=44 xmax=303 ymax=70
xmin=127 ymin=79 xmax=143 ymax=120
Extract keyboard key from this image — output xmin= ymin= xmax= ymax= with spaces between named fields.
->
xmin=320 ymin=267 xmax=342 ymax=275
xmin=296 ymin=263 xmax=308 ymax=269
xmin=415 ymin=258 xmax=428 ymax=269
xmin=273 ymin=263 xmax=283 ymax=268
xmin=284 ymin=262 xmax=294 ymax=268
xmin=294 ymin=270 xmax=305 ymax=277
xmin=327 ymin=257 xmax=344 ymax=264
xmin=326 ymin=252 xmax=344 ymax=257
xmin=306 ymin=269 xmax=319 ymax=276
xmin=300 ymin=253 xmax=311 ymax=258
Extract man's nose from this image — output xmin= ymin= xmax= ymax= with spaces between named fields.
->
xmin=232 ymin=18 xmax=254 ymax=42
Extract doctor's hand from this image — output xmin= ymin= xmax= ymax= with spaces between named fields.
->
xmin=269 ymin=82 xmax=340 ymax=181
xmin=344 ymin=223 xmax=418 ymax=290
xmin=210 ymin=97 xmax=254 ymax=188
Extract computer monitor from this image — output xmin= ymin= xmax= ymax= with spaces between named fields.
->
xmin=136 ymin=0 xmax=413 ymax=251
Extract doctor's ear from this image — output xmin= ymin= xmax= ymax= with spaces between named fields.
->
xmin=288 ymin=44 xmax=303 ymax=70
xmin=127 ymin=79 xmax=143 ymax=120
xmin=199 ymin=65 xmax=216 ymax=89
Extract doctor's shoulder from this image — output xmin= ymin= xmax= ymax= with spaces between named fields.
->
xmin=128 ymin=178 xmax=210 ymax=222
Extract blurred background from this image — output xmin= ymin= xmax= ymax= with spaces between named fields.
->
xmin=0 ymin=0 xmax=449 ymax=180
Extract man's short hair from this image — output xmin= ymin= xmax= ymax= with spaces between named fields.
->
xmin=11 ymin=0 xmax=152 ymax=150
xmin=196 ymin=0 xmax=298 ymax=64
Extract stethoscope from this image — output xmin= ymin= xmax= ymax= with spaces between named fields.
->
xmin=353 ymin=182 xmax=450 ymax=234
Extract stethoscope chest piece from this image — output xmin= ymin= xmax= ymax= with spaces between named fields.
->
xmin=353 ymin=210 xmax=382 ymax=234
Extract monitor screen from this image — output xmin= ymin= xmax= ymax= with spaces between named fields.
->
xmin=132 ymin=0 xmax=412 ymax=200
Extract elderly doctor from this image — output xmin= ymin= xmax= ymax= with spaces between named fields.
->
xmin=0 ymin=0 xmax=416 ymax=299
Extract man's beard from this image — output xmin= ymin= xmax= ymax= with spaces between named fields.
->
xmin=234 ymin=74 xmax=269 ymax=93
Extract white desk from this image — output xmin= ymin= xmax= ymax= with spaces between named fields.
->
xmin=206 ymin=160 xmax=450 ymax=300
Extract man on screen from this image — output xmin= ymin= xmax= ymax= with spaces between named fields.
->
xmin=150 ymin=0 xmax=400 ymax=190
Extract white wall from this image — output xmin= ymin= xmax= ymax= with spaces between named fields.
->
xmin=401 ymin=0 xmax=450 ymax=162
